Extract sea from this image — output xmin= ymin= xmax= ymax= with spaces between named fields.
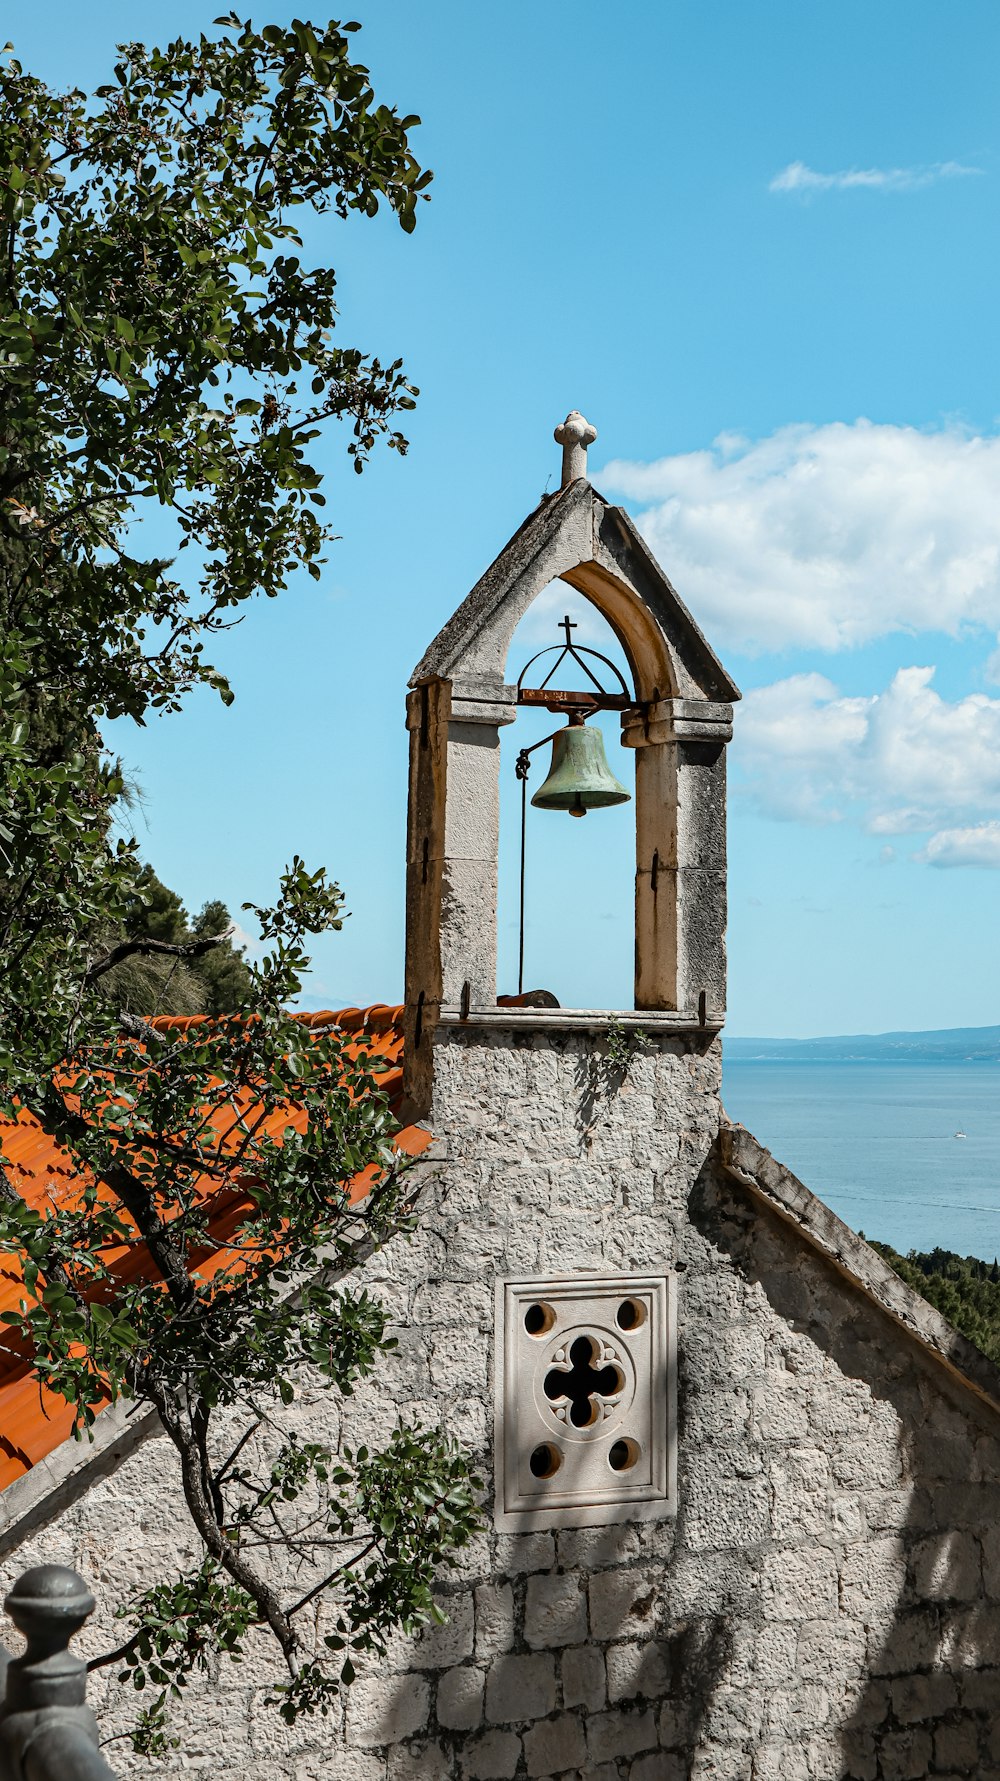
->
xmin=721 ymin=1059 xmax=1000 ymax=1260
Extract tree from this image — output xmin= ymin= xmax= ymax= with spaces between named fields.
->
xmin=871 ymin=1240 xmax=1000 ymax=1366
xmin=102 ymin=866 xmax=254 ymax=1014
xmin=0 ymin=15 xmax=476 ymax=1755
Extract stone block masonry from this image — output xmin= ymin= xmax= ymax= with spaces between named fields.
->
xmin=6 ymin=1024 xmax=1000 ymax=1778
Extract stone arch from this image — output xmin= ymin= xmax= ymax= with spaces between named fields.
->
xmin=553 ymin=559 xmax=679 ymax=706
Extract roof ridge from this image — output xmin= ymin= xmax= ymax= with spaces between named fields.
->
xmin=147 ymin=1002 xmax=404 ymax=1033
xmin=719 ymin=1120 xmax=1000 ymax=1422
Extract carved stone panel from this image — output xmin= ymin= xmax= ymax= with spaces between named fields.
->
xmin=494 ymin=1271 xmax=676 ymax=1530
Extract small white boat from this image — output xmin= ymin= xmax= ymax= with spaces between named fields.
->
xmin=954 ymin=1130 xmax=968 ymax=1139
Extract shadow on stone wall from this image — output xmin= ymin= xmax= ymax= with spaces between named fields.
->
xmin=690 ymin=1149 xmax=1000 ymax=1780
xmin=572 ymin=1050 xmax=630 ymax=1148
xmin=351 ymin=1322 xmax=739 ymax=1777
xmin=655 ymin=1602 xmax=734 ymax=1768
xmin=572 ymin=1032 xmax=717 ymax=1153
xmin=363 ymin=1533 xmax=735 ymax=1779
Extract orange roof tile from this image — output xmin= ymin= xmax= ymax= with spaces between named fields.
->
xmin=0 ymin=1005 xmax=425 ymax=1494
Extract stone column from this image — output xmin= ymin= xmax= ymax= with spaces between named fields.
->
xmin=404 ymin=675 xmax=515 ymax=1111
xmin=625 ymin=699 xmax=732 ymax=1016
xmin=440 ymin=677 xmax=516 ymax=1010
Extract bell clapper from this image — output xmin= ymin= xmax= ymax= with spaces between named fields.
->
xmin=566 ymin=714 xmax=587 ymax=817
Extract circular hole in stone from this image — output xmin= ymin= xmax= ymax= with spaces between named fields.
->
xmin=608 ymin=1438 xmax=640 ymax=1472
xmin=524 ymin=1302 xmax=555 ymax=1336
xmin=529 ymin=1442 xmax=562 ymax=1479
xmin=616 ymin=1298 xmax=645 ymax=1331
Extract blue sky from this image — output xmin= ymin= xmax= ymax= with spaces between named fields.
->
xmin=17 ymin=1 xmax=1000 ymax=1035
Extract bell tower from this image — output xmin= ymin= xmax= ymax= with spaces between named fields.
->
xmin=403 ymin=414 xmax=740 ymax=1114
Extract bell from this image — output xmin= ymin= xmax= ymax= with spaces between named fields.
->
xmin=530 ymin=718 xmax=631 ymax=818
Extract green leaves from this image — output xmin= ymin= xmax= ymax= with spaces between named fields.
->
xmin=0 ymin=17 xmax=475 ymax=1762
xmin=116 ymin=1560 xmax=259 ymax=1695
xmin=0 ymin=12 xmax=429 ymax=728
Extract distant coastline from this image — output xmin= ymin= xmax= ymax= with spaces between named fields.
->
xmin=725 ymin=1025 xmax=1000 ymax=1063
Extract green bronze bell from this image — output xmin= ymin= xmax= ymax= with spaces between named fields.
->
xmin=530 ymin=717 xmax=631 ymax=818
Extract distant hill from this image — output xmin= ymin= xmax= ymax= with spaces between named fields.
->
xmin=725 ymin=1025 xmax=1000 ymax=1063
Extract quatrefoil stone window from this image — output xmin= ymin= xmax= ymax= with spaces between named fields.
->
xmin=494 ymin=1272 xmax=675 ymax=1530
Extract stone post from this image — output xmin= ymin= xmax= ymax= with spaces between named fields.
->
xmin=439 ymin=719 xmax=501 ymax=1011
xmin=438 ymin=680 xmax=518 ymax=1007
xmin=625 ymin=699 xmax=733 ymax=1017
xmin=0 ymin=1566 xmax=118 ymax=1781
xmin=403 ymin=674 xmax=516 ymax=1113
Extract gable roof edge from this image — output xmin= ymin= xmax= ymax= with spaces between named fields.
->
xmin=596 ymin=498 xmax=741 ymax=703
xmin=720 ymin=1120 xmax=1000 ymax=1423
xmin=410 ymin=482 xmax=590 ymax=686
xmin=411 ymin=479 xmax=741 ymax=706
xmin=0 ymin=1397 xmax=161 ymax=1561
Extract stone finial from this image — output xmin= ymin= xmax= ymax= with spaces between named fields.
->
xmin=0 ymin=1564 xmax=119 ymax=1779
xmin=6 ymin=1565 xmax=95 ymax=1671
xmin=554 ymin=411 xmax=598 ymax=487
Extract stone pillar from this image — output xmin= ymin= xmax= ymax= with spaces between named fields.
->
xmin=674 ymin=701 xmax=731 ymax=1021
xmin=404 ymin=676 xmax=515 ymax=1113
xmin=625 ymin=699 xmax=732 ymax=1017
xmin=440 ymin=725 xmax=499 ymax=1010
xmin=440 ymin=679 xmax=516 ymax=1008
xmin=630 ymin=719 xmax=678 ymax=1011
xmin=403 ymin=677 xmax=449 ymax=1115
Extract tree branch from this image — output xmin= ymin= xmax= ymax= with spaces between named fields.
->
xmin=155 ymin=1380 xmax=299 ymax=1669
xmin=85 ymin=927 xmax=234 ymax=987
xmin=284 ymin=1539 xmax=379 ymax=1620
xmin=213 ymin=1413 xmax=264 ymax=1489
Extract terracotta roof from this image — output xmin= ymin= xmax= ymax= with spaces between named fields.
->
xmin=0 ymin=1005 xmax=424 ymax=1493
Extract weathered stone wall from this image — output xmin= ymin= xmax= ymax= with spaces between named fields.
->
xmin=6 ymin=1025 xmax=1000 ymax=1779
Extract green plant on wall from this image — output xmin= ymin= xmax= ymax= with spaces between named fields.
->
xmin=604 ymin=1016 xmax=651 ymax=1076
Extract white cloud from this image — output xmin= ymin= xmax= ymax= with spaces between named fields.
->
xmin=984 ymin=635 xmax=1000 ymax=685
xmin=770 ymin=159 xmax=982 ymax=195
xmin=916 ymin=823 xmax=1000 ymax=869
xmin=735 ymin=672 xmax=868 ymax=821
xmin=736 ymin=666 xmax=1000 ymax=861
xmin=229 ymin=918 xmax=267 ymax=961
xmin=599 ymin=422 xmax=1000 ymax=655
